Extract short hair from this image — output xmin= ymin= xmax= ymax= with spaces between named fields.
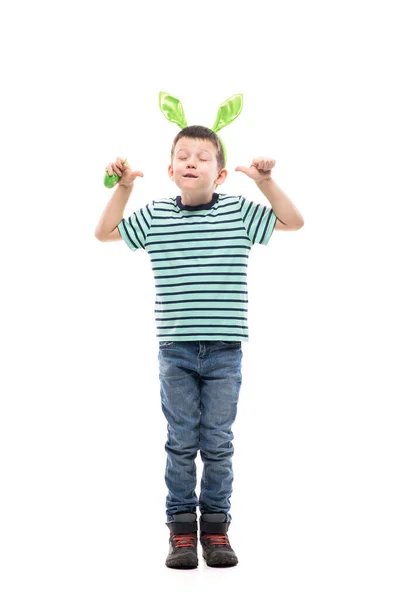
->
xmin=171 ymin=125 xmax=225 ymax=169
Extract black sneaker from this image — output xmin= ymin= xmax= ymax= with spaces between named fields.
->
xmin=166 ymin=514 xmax=198 ymax=569
xmin=200 ymin=513 xmax=238 ymax=568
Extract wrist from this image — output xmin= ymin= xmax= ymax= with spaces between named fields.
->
xmin=118 ymin=181 xmax=134 ymax=190
xmin=256 ymin=176 xmax=272 ymax=186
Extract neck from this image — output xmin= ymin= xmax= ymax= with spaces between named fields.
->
xmin=180 ymin=190 xmax=215 ymax=206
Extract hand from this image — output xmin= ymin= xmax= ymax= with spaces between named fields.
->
xmin=235 ymin=157 xmax=276 ymax=183
xmin=105 ymin=157 xmax=144 ymax=187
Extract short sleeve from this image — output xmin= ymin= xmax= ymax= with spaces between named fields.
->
xmin=117 ymin=202 xmax=154 ymax=251
xmin=239 ymin=196 xmax=277 ymax=246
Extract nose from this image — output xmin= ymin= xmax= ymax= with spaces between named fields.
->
xmin=186 ymin=155 xmax=197 ymax=168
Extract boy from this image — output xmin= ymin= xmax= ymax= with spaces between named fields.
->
xmin=95 ymin=125 xmax=304 ymax=569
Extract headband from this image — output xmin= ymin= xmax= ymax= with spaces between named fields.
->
xmin=158 ymin=91 xmax=243 ymax=165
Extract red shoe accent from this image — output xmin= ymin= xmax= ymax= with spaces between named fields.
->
xmin=202 ymin=534 xmax=229 ymax=546
xmin=172 ymin=534 xmax=197 ymax=548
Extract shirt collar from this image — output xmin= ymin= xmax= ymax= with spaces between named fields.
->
xmin=175 ymin=193 xmax=219 ymax=211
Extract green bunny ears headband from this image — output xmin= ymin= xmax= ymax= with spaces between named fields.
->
xmin=159 ymin=91 xmax=243 ymax=165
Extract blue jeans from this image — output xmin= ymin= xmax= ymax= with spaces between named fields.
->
xmin=158 ymin=340 xmax=243 ymax=523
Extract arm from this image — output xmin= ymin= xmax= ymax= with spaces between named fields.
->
xmin=94 ymin=183 xmax=133 ymax=241
xmin=95 ymin=158 xmax=144 ymax=242
xmin=256 ymin=178 xmax=304 ymax=231
xmin=236 ymin=157 xmax=304 ymax=231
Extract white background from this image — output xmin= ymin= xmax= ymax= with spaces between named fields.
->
xmin=1 ymin=0 xmax=399 ymax=598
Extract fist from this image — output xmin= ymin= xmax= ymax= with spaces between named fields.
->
xmin=235 ymin=157 xmax=276 ymax=182
xmin=104 ymin=157 xmax=144 ymax=188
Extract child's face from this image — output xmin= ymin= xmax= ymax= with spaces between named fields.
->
xmin=168 ymin=137 xmax=227 ymax=193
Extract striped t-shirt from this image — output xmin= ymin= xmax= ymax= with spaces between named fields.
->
xmin=117 ymin=192 xmax=277 ymax=342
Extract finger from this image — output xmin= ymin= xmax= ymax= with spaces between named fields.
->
xmin=258 ymin=158 xmax=275 ymax=168
xmin=252 ymin=157 xmax=273 ymax=169
xmin=112 ymin=163 xmax=122 ymax=176
xmin=126 ymin=171 xmax=144 ymax=181
xmin=254 ymin=160 xmax=273 ymax=172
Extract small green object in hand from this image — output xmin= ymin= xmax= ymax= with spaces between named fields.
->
xmin=104 ymin=172 xmax=120 ymax=188
xmin=103 ymin=159 xmax=128 ymax=188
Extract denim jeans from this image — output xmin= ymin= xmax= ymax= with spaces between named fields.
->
xmin=158 ymin=340 xmax=243 ymax=523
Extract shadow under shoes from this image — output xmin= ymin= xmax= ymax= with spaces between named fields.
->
xmin=166 ymin=513 xmax=198 ymax=569
xmin=200 ymin=513 xmax=238 ymax=568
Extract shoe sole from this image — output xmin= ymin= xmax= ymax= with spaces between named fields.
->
xmin=166 ymin=561 xmax=198 ymax=569
xmin=166 ymin=555 xmax=198 ymax=569
xmin=202 ymin=553 xmax=238 ymax=568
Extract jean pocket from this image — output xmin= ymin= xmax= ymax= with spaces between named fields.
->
xmin=219 ymin=341 xmax=242 ymax=347
xmin=159 ymin=341 xmax=175 ymax=348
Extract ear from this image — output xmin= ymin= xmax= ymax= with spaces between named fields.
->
xmin=211 ymin=94 xmax=243 ymax=133
xmin=215 ymin=168 xmax=228 ymax=186
xmin=168 ymin=164 xmax=174 ymax=180
xmin=159 ymin=92 xmax=188 ymax=129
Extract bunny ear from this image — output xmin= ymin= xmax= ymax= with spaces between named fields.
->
xmin=211 ymin=94 xmax=243 ymax=133
xmin=159 ymin=92 xmax=188 ymax=129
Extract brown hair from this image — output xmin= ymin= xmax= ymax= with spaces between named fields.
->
xmin=171 ymin=125 xmax=225 ymax=169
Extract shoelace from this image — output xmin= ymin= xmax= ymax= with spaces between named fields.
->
xmin=202 ymin=534 xmax=230 ymax=546
xmin=172 ymin=534 xmax=197 ymax=548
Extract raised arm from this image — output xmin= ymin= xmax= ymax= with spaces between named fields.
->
xmin=94 ymin=157 xmax=143 ymax=242
xmin=236 ymin=157 xmax=304 ymax=230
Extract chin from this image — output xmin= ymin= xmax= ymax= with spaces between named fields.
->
xmin=181 ymin=178 xmax=199 ymax=185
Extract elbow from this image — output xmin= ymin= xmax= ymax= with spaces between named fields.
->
xmin=294 ymin=214 xmax=305 ymax=230
xmin=94 ymin=229 xmax=105 ymax=241
xmin=287 ymin=218 xmax=304 ymax=231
